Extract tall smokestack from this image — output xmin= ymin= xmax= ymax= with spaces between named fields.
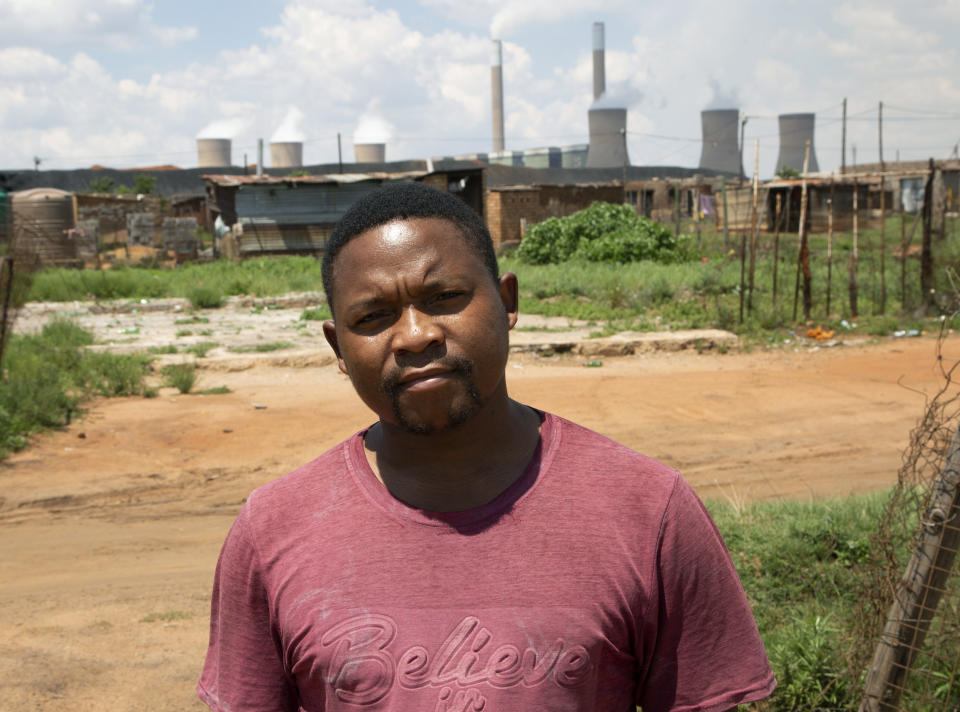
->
xmin=775 ymin=113 xmax=820 ymax=174
xmin=592 ymin=22 xmax=605 ymax=100
xmin=699 ymin=109 xmax=742 ymax=175
xmin=491 ymin=39 xmax=505 ymax=153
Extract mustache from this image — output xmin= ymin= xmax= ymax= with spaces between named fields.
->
xmin=381 ymin=355 xmax=474 ymax=396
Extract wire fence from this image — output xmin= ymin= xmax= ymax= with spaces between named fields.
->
xmin=854 ymin=323 xmax=960 ymax=711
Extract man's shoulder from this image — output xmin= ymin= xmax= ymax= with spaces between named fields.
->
xmin=547 ymin=412 xmax=676 ymax=473
xmin=243 ymin=430 xmax=363 ymax=516
xmin=543 ymin=412 xmax=681 ymax=500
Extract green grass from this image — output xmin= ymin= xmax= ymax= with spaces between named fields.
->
xmin=707 ymin=491 xmax=906 ymax=711
xmin=22 ymin=215 xmax=960 ymax=341
xmin=28 ymin=255 xmax=325 ymax=303
xmin=147 ymin=344 xmax=178 ymax=355
xmin=174 ymin=315 xmax=209 ymax=325
xmin=184 ymin=341 xmax=219 ymax=358
xmin=227 ymin=341 xmax=295 ymax=353
xmin=161 ymin=363 xmax=196 ymax=394
xmin=0 ymin=318 xmax=152 ymax=457
xmin=196 ymin=385 xmax=231 ymax=395
xmin=300 ymin=305 xmax=331 ymax=321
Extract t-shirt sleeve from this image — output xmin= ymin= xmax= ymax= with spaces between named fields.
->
xmin=197 ymin=502 xmax=300 ymax=712
xmin=636 ymin=475 xmax=776 ymax=712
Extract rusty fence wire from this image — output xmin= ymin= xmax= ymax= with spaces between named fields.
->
xmin=856 ymin=323 xmax=960 ymax=712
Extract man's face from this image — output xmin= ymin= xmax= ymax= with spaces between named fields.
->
xmin=323 ymin=217 xmax=518 ymax=435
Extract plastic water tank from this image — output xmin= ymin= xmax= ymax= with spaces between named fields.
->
xmin=12 ymin=188 xmax=77 ymax=265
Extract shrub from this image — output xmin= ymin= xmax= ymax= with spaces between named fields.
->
xmin=517 ymin=202 xmax=691 ymax=265
xmin=0 ymin=319 xmax=150 ymax=456
xmin=161 ymin=363 xmax=196 ymax=394
xmin=186 ymin=284 xmax=224 ymax=309
xmin=184 ymin=341 xmax=219 ymax=358
xmin=134 ymin=175 xmax=157 ymax=195
xmin=89 ymin=176 xmax=116 ymax=193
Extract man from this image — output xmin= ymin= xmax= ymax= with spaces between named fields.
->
xmin=198 ymin=182 xmax=776 ymax=712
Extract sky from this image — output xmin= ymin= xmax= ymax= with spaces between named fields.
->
xmin=1 ymin=0 xmax=959 ymax=178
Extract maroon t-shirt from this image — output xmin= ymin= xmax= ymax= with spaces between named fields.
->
xmin=198 ymin=413 xmax=775 ymax=711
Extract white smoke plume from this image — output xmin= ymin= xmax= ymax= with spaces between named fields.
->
xmin=354 ymin=112 xmax=394 ymax=144
xmin=705 ymin=78 xmax=740 ymax=110
xmin=271 ymin=106 xmax=306 ymax=143
xmin=490 ymin=0 xmax=626 ymax=38
xmin=196 ymin=117 xmax=249 ymax=139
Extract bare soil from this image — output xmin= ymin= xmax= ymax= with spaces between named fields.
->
xmin=0 ymin=315 xmax=953 ymax=710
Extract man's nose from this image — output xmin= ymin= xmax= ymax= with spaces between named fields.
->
xmin=392 ymin=306 xmax=443 ymax=354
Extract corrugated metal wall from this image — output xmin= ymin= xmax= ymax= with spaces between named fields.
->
xmin=234 ymin=183 xmax=377 ymax=224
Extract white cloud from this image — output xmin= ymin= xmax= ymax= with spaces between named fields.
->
xmin=0 ymin=0 xmax=196 ymax=51
xmin=1 ymin=0 xmax=959 ymax=174
xmin=0 ymin=47 xmax=66 ymax=78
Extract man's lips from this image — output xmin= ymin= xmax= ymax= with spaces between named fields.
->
xmin=397 ymin=367 xmax=455 ymax=387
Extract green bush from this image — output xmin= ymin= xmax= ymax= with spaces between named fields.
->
xmin=89 ymin=176 xmax=116 ymax=193
xmin=134 ymin=175 xmax=157 ymax=195
xmin=768 ymin=616 xmax=850 ymax=710
xmin=161 ymin=363 xmax=196 ymax=394
xmin=516 ymin=202 xmax=691 ymax=265
xmin=0 ymin=319 xmax=150 ymax=456
xmin=186 ymin=284 xmax=224 ymax=309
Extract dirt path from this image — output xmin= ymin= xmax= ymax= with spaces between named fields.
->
xmin=0 ymin=333 xmax=954 ymax=710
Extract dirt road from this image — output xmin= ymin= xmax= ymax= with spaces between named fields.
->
xmin=0 ymin=330 xmax=953 ymax=711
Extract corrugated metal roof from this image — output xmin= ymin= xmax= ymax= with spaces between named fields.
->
xmin=202 ymin=171 xmax=428 ymax=187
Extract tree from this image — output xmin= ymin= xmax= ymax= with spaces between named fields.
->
xmin=89 ymin=176 xmax=116 ymax=194
xmin=134 ymin=175 xmax=157 ymax=195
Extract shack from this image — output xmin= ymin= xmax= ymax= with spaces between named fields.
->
xmin=204 ymin=166 xmax=484 ymax=258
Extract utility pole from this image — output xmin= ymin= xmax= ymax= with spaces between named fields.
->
xmin=841 ymin=98 xmax=847 ymax=175
xmin=337 ymin=133 xmax=343 ymax=174
xmin=739 ymin=116 xmax=748 ymax=184
xmin=878 ymin=101 xmax=884 ymax=170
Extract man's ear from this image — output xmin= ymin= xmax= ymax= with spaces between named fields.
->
xmin=322 ymin=320 xmax=349 ymax=375
xmin=497 ymin=272 xmax=519 ymax=330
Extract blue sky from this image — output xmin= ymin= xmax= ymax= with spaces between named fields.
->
xmin=1 ymin=0 xmax=959 ymax=177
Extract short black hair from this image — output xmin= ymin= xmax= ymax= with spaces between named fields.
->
xmin=321 ymin=181 xmax=498 ymax=312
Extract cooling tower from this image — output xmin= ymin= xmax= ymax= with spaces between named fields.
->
xmin=698 ymin=109 xmax=742 ymax=175
xmin=775 ymin=113 xmax=819 ymax=173
xmin=586 ymin=107 xmax=628 ymax=168
xmin=593 ymin=22 xmax=605 ymax=100
xmin=269 ymin=141 xmax=303 ymax=169
xmin=354 ymin=143 xmax=386 ymax=163
xmin=491 ymin=39 xmax=505 ymax=153
xmin=196 ymin=138 xmax=231 ymax=167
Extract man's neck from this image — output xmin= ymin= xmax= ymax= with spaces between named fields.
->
xmin=362 ymin=395 xmax=541 ymax=513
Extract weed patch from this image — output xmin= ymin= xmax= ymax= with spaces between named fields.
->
xmin=161 ymin=363 xmax=196 ymax=394
xmin=228 ymin=341 xmax=295 ymax=353
xmin=184 ymin=341 xmax=219 ymax=358
xmin=0 ymin=319 xmax=151 ymax=457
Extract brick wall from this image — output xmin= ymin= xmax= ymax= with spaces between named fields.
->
xmin=485 ymin=184 xmax=624 ymax=248
xmin=76 ymin=194 xmax=172 ymax=246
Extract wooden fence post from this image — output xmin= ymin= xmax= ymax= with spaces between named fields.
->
xmin=772 ymin=193 xmax=782 ymax=312
xmin=860 ymin=426 xmax=960 ymax=711
xmin=748 ymin=142 xmax=761 ymax=316
xmin=850 ymin=177 xmax=860 ymax=319
xmin=826 ymin=179 xmax=834 ymax=317
xmin=879 ymin=175 xmax=886 ymax=315
xmin=921 ymin=159 xmax=935 ymax=313
xmin=900 ymin=202 xmax=907 ymax=310
xmin=797 ymin=141 xmax=813 ymax=321
xmin=721 ymin=178 xmax=730 ymax=250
